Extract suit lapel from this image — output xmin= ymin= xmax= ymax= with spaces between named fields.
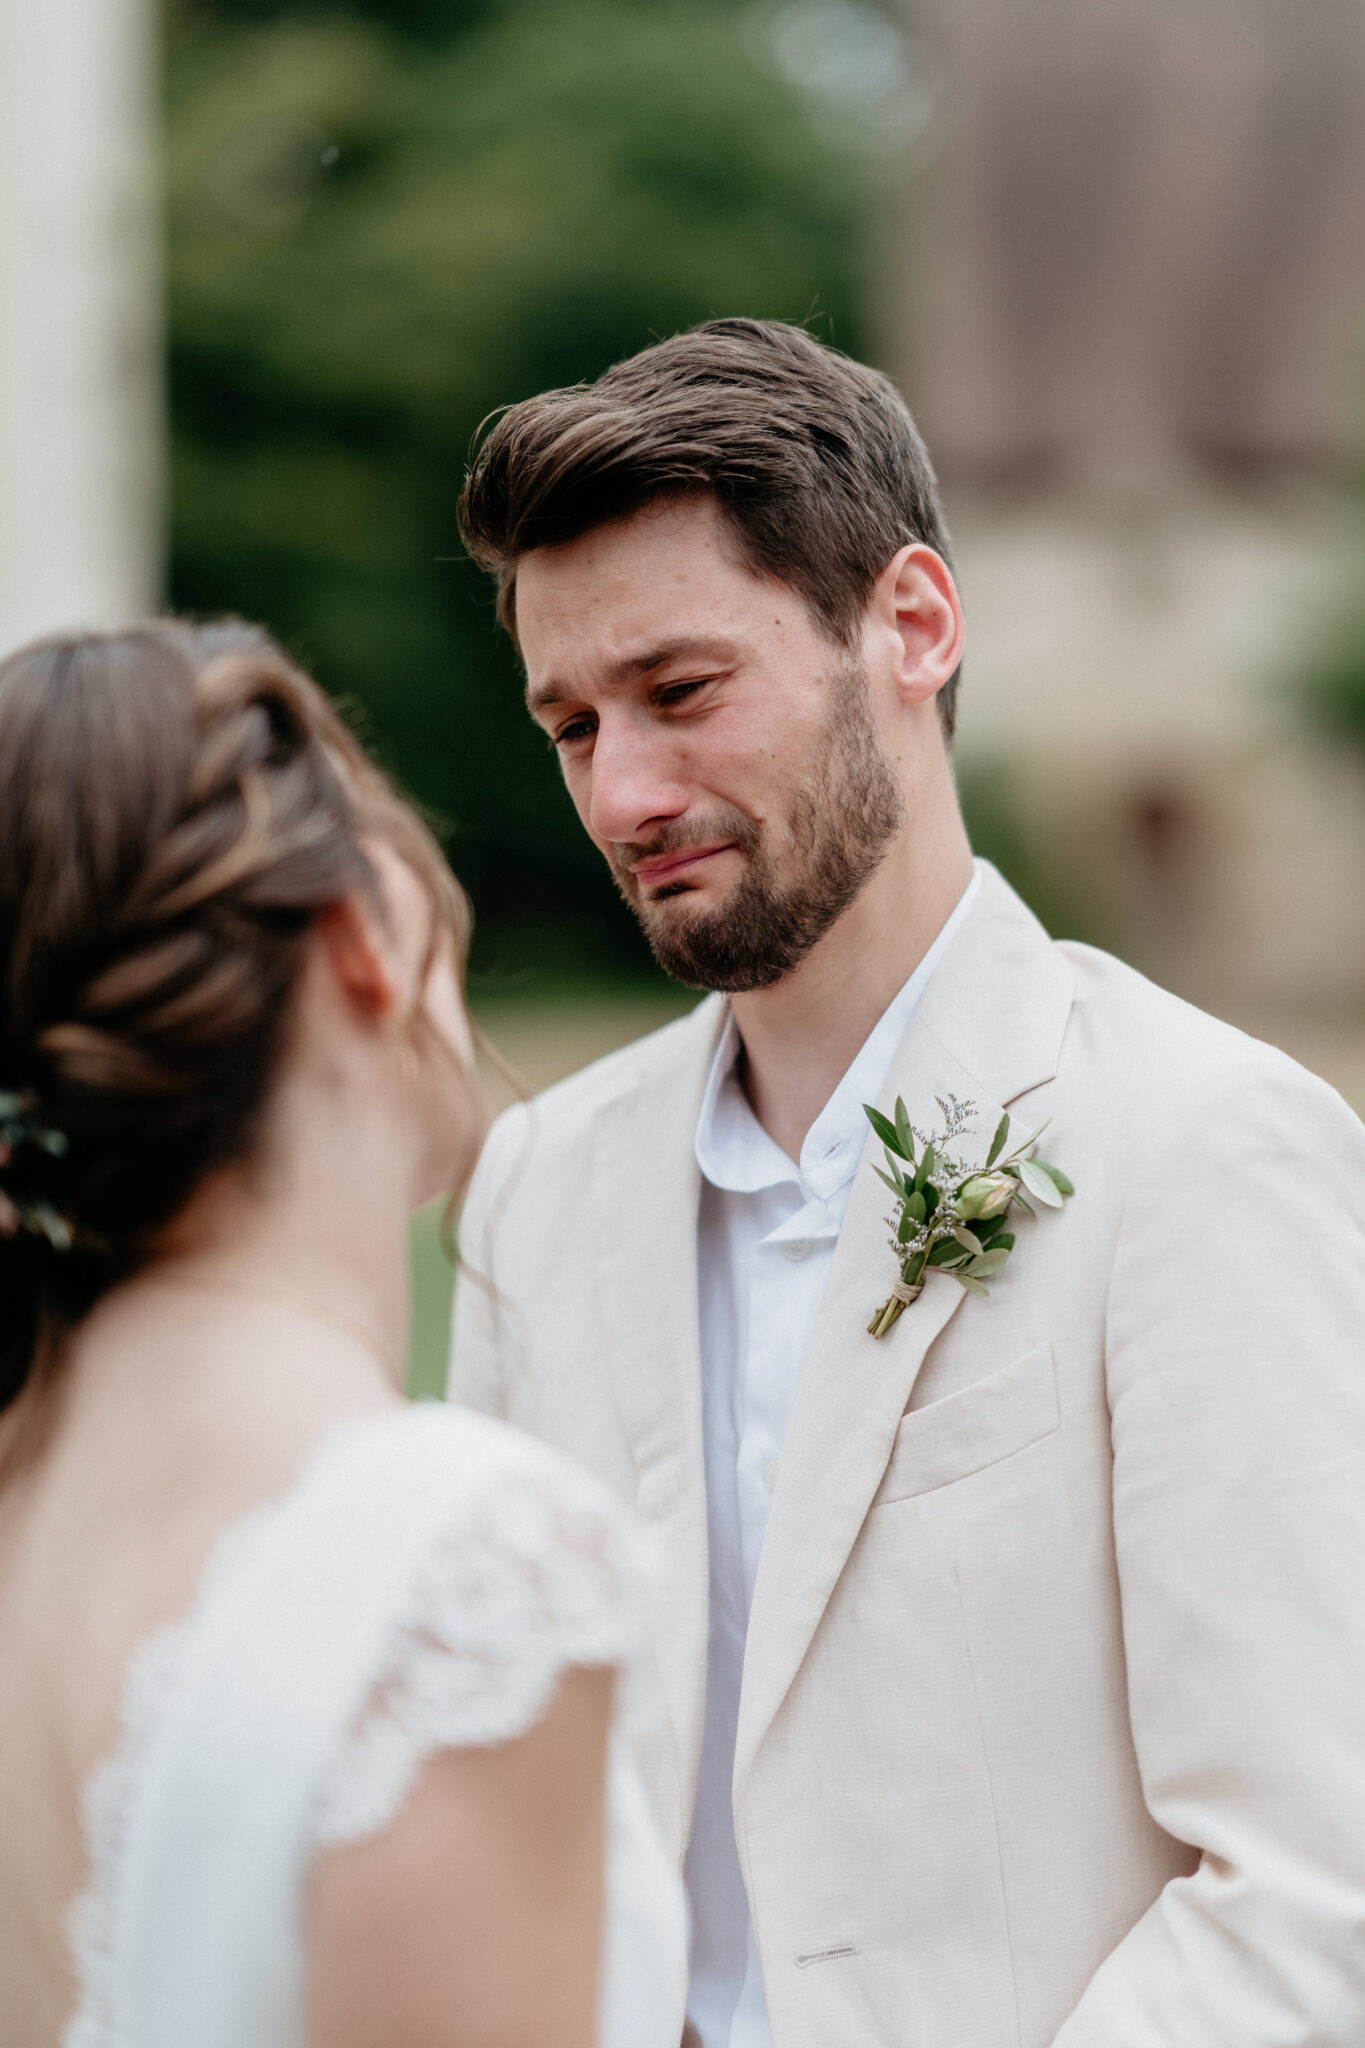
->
xmin=590 ymin=994 xmax=727 ymax=1846
xmin=735 ymin=867 xmax=1075 ymax=1791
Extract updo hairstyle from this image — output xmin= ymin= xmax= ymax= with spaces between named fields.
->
xmin=0 ymin=619 xmax=471 ymax=1429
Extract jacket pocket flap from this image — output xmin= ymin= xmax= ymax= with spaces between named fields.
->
xmin=874 ymin=1340 xmax=1058 ymax=1504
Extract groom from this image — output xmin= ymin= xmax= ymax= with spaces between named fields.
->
xmin=449 ymin=320 xmax=1365 ymax=2047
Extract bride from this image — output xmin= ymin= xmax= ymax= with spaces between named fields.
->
xmin=0 ymin=620 xmax=686 ymax=2046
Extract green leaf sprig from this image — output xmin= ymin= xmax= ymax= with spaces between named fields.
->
xmin=862 ymin=1093 xmax=1074 ymax=1339
xmin=0 ymin=1089 xmax=73 ymax=1251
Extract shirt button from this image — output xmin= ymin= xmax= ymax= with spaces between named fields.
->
xmin=761 ymin=1454 xmax=781 ymax=1490
xmin=783 ymin=1239 xmax=811 ymax=1261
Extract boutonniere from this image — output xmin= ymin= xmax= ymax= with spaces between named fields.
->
xmin=861 ymin=1093 xmax=1074 ymax=1338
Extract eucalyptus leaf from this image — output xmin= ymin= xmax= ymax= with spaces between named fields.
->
xmin=1018 ymin=1157 xmax=1064 ymax=1208
xmin=893 ymin=1096 xmax=914 ymax=1160
xmin=1018 ymin=1117 xmax=1053 ymax=1153
xmin=928 ymin=1237 xmax=969 ymax=1266
xmin=917 ymin=1143 xmax=937 ymax=1192
xmin=904 ymin=1188 xmax=927 ymax=1223
xmin=864 ymin=1105 xmax=908 ymax=1159
xmin=984 ymin=1111 xmax=1011 ymax=1170
xmin=872 ymin=1164 xmax=903 ymax=1196
xmin=1033 ymin=1157 xmax=1074 ymax=1197
xmin=897 ymin=1208 xmax=919 ymax=1244
xmin=957 ymin=1274 xmax=990 ymax=1296
xmin=952 ymin=1224 xmax=985 ymax=1255
xmin=966 ymin=1246 xmax=1011 ymax=1276
xmin=1011 ymin=1187 xmax=1036 ymax=1216
xmin=981 ymin=1230 xmax=1016 ymax=1254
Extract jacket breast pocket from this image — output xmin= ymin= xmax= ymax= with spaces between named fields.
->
xmin=874 ymin=1340 xmax=1058 ymax=1505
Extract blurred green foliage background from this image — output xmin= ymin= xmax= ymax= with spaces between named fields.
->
xmin=165 ymin=0 xmax=888 ymax=986
xmin=1311 ymin=605 xmax=1365 ymax=750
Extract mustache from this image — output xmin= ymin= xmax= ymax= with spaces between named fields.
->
xmin=609 ymin=808 xmax=759 ymax=883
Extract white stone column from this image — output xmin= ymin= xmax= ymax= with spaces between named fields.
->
xmin=0 ymin=0 xmax=163 ymax=654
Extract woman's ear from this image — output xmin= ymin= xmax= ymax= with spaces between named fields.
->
xmin=876 ymin=544 xmax=965 ymax=709
xmin=314 ymin=889 xmax=404 ymax=1024
xmin=313 ymin=841 xmax=436 ymax=1035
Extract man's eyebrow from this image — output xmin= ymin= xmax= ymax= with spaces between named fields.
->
xmin=524 ymin=677 xmax=573 ymax=716
xmin=525 ymin=636 xmax=739 ymax=715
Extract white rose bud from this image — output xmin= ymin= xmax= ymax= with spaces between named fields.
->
xmin=957 ymin=1171 xmax=1015 ymax=1221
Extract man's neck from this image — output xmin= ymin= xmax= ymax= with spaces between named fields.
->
xmin=731 ymin=822 xmax=974 ymax=1164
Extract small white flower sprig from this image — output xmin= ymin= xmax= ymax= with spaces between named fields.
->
xmin=862 ymin=1092 xmax=1074 ymax=1339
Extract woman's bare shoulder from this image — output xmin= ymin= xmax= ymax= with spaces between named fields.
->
xmin=309 ymin=1663 xmax=612 ymax=2048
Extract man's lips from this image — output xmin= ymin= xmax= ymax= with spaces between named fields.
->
xmin=630 ymin=841 xmax=735 ymax=888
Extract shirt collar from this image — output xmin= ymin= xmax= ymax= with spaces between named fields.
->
xmin=694 ymin=864 xmax=983 ymax=1202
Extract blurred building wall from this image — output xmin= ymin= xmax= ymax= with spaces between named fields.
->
xmin=887 ymin=0 xmax=1365 ymax=1028
xmin=0 ymin=0 xmax=163 ymax=653
xmin=907 ymin=0 xmax=1365 ymax=483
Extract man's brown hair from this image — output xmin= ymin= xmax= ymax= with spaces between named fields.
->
xmin=459 ymin=317 xmax=961 ymax=736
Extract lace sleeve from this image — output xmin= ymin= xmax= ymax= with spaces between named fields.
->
xmin=312 ymin=1456 xmax=655 ymax=1849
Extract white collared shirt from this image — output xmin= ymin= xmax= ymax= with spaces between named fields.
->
xmin=684 ymin=866 xmax=981 ymax=2048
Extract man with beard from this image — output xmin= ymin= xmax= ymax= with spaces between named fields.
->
xmin=448 ymin=320 xmax=1365 ymax=2048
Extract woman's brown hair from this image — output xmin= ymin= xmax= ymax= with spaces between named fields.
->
xmin=0 ymin=618 xmax=470 ymax=1436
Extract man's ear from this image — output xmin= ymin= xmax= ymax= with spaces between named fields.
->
xmin=314 ymin=890 xmax=403 ymax=1024
xmin=875 ymin=544 xmax=965 ymax=709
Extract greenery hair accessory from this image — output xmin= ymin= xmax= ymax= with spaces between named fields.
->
xmin=0 ymin=1090 xmax=74 ymax=1251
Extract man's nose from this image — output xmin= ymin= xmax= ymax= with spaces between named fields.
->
xmin=586 ymin=718 xmax=688 ymax=846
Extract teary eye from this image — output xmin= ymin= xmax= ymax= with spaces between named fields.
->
xmin=657 ymin=678 xmax=709 ymax=707
xmin=551 ymin=714 xmax=596 ymax=748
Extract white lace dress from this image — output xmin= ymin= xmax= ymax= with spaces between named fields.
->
xmin=63 ymin=1403 xmax=688 ymax=2048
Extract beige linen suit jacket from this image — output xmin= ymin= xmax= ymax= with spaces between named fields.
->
xmin=449 ymin=864 xmax=1365 ymax=2048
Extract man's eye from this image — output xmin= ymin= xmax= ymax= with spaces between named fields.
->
xmin=552 ymin=717 xmax=595 ymax=747
xmin=658 ymin=678 xmax=710 ymax=708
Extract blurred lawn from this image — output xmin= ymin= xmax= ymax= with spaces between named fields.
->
xmin=406 ymin=1197 xmax=457 ymax=1401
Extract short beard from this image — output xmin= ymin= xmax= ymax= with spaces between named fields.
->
xmin=610 ymin=655 xmax=905 ymax=993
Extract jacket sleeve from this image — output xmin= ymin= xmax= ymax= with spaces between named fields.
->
xmin=1054 ymin=1055 xmax=1365 ymax=2044
xmin=445 ymin=1103 xmax=530 ymax=1420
